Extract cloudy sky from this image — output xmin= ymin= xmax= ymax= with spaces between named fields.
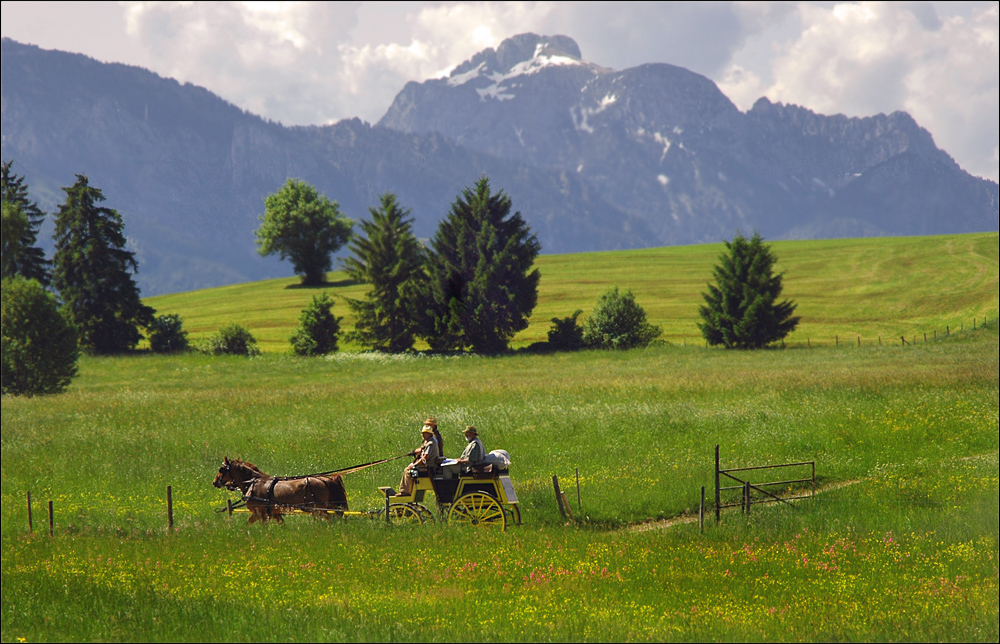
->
xmin=3 ymin=1 xmax=998 ymax=181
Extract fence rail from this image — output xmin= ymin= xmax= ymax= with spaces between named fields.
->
xmin=714 ymin=445 xmax=816 ymax=522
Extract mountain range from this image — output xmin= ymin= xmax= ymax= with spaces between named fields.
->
xmin=2 ymin=34 xmax=996 ymax=296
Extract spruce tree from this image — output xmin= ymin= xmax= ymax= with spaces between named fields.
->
xmin=1 ymin=161 xmax=51 ymax=286
xmin=53 ymin=175 xmax=154 ymax=354
xmin=343 ymin=193 xmax=426 ymax=352
xmin=424 ymin=176 xmax=540 ymax=354
xmin=698 ymin=232 xmax=800 ymax=349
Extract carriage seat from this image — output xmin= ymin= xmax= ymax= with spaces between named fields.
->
xmin=468 ymin=463 xmax=495 ymax=479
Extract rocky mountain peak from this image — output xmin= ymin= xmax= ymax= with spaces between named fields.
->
xmin=450 ymin=33 xmax=585 ymax=80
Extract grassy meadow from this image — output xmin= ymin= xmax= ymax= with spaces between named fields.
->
xmin=145 ymin=233 xmax=999 ymax=353
xmin=2 ymin=233 xmax=998 ymax=641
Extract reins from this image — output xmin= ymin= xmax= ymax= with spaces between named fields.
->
xmin=267 ymin=453 xmax=412 ymax=480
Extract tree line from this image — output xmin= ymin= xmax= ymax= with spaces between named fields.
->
xmin=256 ymin=177 xmax=542 ymax=356
xmin=3 ymin=162 xmax=799 ymax=397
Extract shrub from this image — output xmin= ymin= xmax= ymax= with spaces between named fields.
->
xmin=1 ymin=276 xmax=79 ymax=395
xmin=548 ymin=309 xmax=585 ymax=351
xmin=290 ymin=293 xmax=341 ymax=356
xmin=148 ymin=313 xmax=189 ymax=353
xmin=582 ymin=287 xmax=661 ymax=350
xmin=200 ymin=323 xmax=261 ymax=357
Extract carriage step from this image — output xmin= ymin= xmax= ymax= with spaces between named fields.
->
xmin=377 ymin=486 xmax=396 ymax=496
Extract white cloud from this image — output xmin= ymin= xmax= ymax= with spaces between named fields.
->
xmin=760 ymin=1 xmax=998 ymax=180
xmin=17 ymin=1 xmax=989 ymax=182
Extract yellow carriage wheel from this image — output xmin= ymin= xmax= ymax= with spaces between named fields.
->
xmin=383 ymin=503 xmax=424 ymax=524
xmin=448 ymin=493 xmax=507 ymax=530
xmin=412 ymin=503 xmax=436 ymax=523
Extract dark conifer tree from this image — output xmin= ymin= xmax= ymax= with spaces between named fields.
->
xmin=343 ymin=193 xmax=426 ymax=352
xmin=698 ymin=231 xmax=800 ymax=349
xmin=53 ymin=175 xmax=154 ymax=354
xmin=424 ymin=176 xmax=540 ymax=354
xmin=1 ymin=161 xmax=51 ymax=286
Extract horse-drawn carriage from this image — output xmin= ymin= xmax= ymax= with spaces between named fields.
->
xmin=378 ymin=457 xmax=521 ymax=530
xmin=213 ymin=453 xmax=521 ymax=531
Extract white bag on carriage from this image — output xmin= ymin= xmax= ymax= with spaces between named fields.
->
xmin=483 ymin=449 xmax=510 ymax=471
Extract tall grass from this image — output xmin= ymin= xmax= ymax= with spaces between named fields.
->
xmin=2 ymin=236 xmax=996 ymax=641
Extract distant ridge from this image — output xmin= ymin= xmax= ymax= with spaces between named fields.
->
xmin=2 ymin=35 xmax=996 ymax=296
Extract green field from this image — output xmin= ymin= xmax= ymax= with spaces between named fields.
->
xmin=2 ymin=233 xmax=998 ymax=641
xmin=146 ymin=233 xmax=999 ymax=353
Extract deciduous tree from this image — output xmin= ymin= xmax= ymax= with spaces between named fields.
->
xmin=698 ymin=231 xmax=800 ymax=349
xmin=582 ymin=287 xmax=661 ymax=350
xmin=52 ymin=175 xmax=154 ymax=354
xmin=255 ymin=179 xmax=353 ymax=286
xmin=2 ymin=276 xmax=79 ymax=396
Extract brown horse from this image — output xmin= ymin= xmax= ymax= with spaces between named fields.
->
xmin=213 ymin=457 xmax=349 ymax=523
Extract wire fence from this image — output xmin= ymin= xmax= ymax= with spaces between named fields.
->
xmin=680 ymin=316 xmax=997 ymax=349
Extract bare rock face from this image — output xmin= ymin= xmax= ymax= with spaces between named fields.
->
xmin=2 ymin=34 xmax=996 ymax=295
xmin=380 ymin=33 xmax=997 ymax=247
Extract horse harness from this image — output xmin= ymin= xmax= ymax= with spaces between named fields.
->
xmin=243 ymin=475 xmax=323 ymax=512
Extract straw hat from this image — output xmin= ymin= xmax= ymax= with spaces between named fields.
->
xmin=423 ymin=417 xmax=438 ymax=428
xmin=464 ymin=426 xmax=478 ymax=436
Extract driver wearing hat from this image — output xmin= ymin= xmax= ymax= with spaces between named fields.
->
xmin=441 ymin=426 xmax=485 ymax=478
xmin=396 ymin=419 xmax=440 ymax=496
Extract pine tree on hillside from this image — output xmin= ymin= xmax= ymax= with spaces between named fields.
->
xmin=343 ymin=193 xmax=426 ymax=352
xmin=424 ymin=176 xmax=540 ymax=354
xmin=698 ymin=231 xmax=800 ymax=349
xmin=53 ymin=175 xmax=154 ymax=354
xmin=1 ymin=161 xmax=52 ymax=286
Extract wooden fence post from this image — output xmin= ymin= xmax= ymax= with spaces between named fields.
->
xmin=226 ymin=499 xmax=233 ymax=518
xmin=857 ymin=336 xmax=860 ymax=347
xmin=699 ymin=486 xmax=705 ymax=534
xmin=575 ymin=468 xmax=582 ymax=514
xmin=167 ymin=485 xmax=174 ymax=529
xmin=715 ymin=445 xmax=721 ymax=524
xmin=836 ymin=335 xmax=839 ymax=346
xmin=561 ymin=491 xmax=575 ymax=520
xmin=48 ymin=500 xmax=54 ymax=537
xmin=553 ymin=475 xmax=566 ymax=518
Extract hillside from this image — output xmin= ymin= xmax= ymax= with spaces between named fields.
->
xmin=146 ymin=233 xmax=1000 ymax=353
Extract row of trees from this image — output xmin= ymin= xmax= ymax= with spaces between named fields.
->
xmin=256 ymin=176 xmax=541 ymax=355
xmin=3 ymin=161 xmax=799 ymax=394
xmin=3 ymin=162 xmax=159 ymax=395
xmin=255 ymin=176 xmax=798 ymax=356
